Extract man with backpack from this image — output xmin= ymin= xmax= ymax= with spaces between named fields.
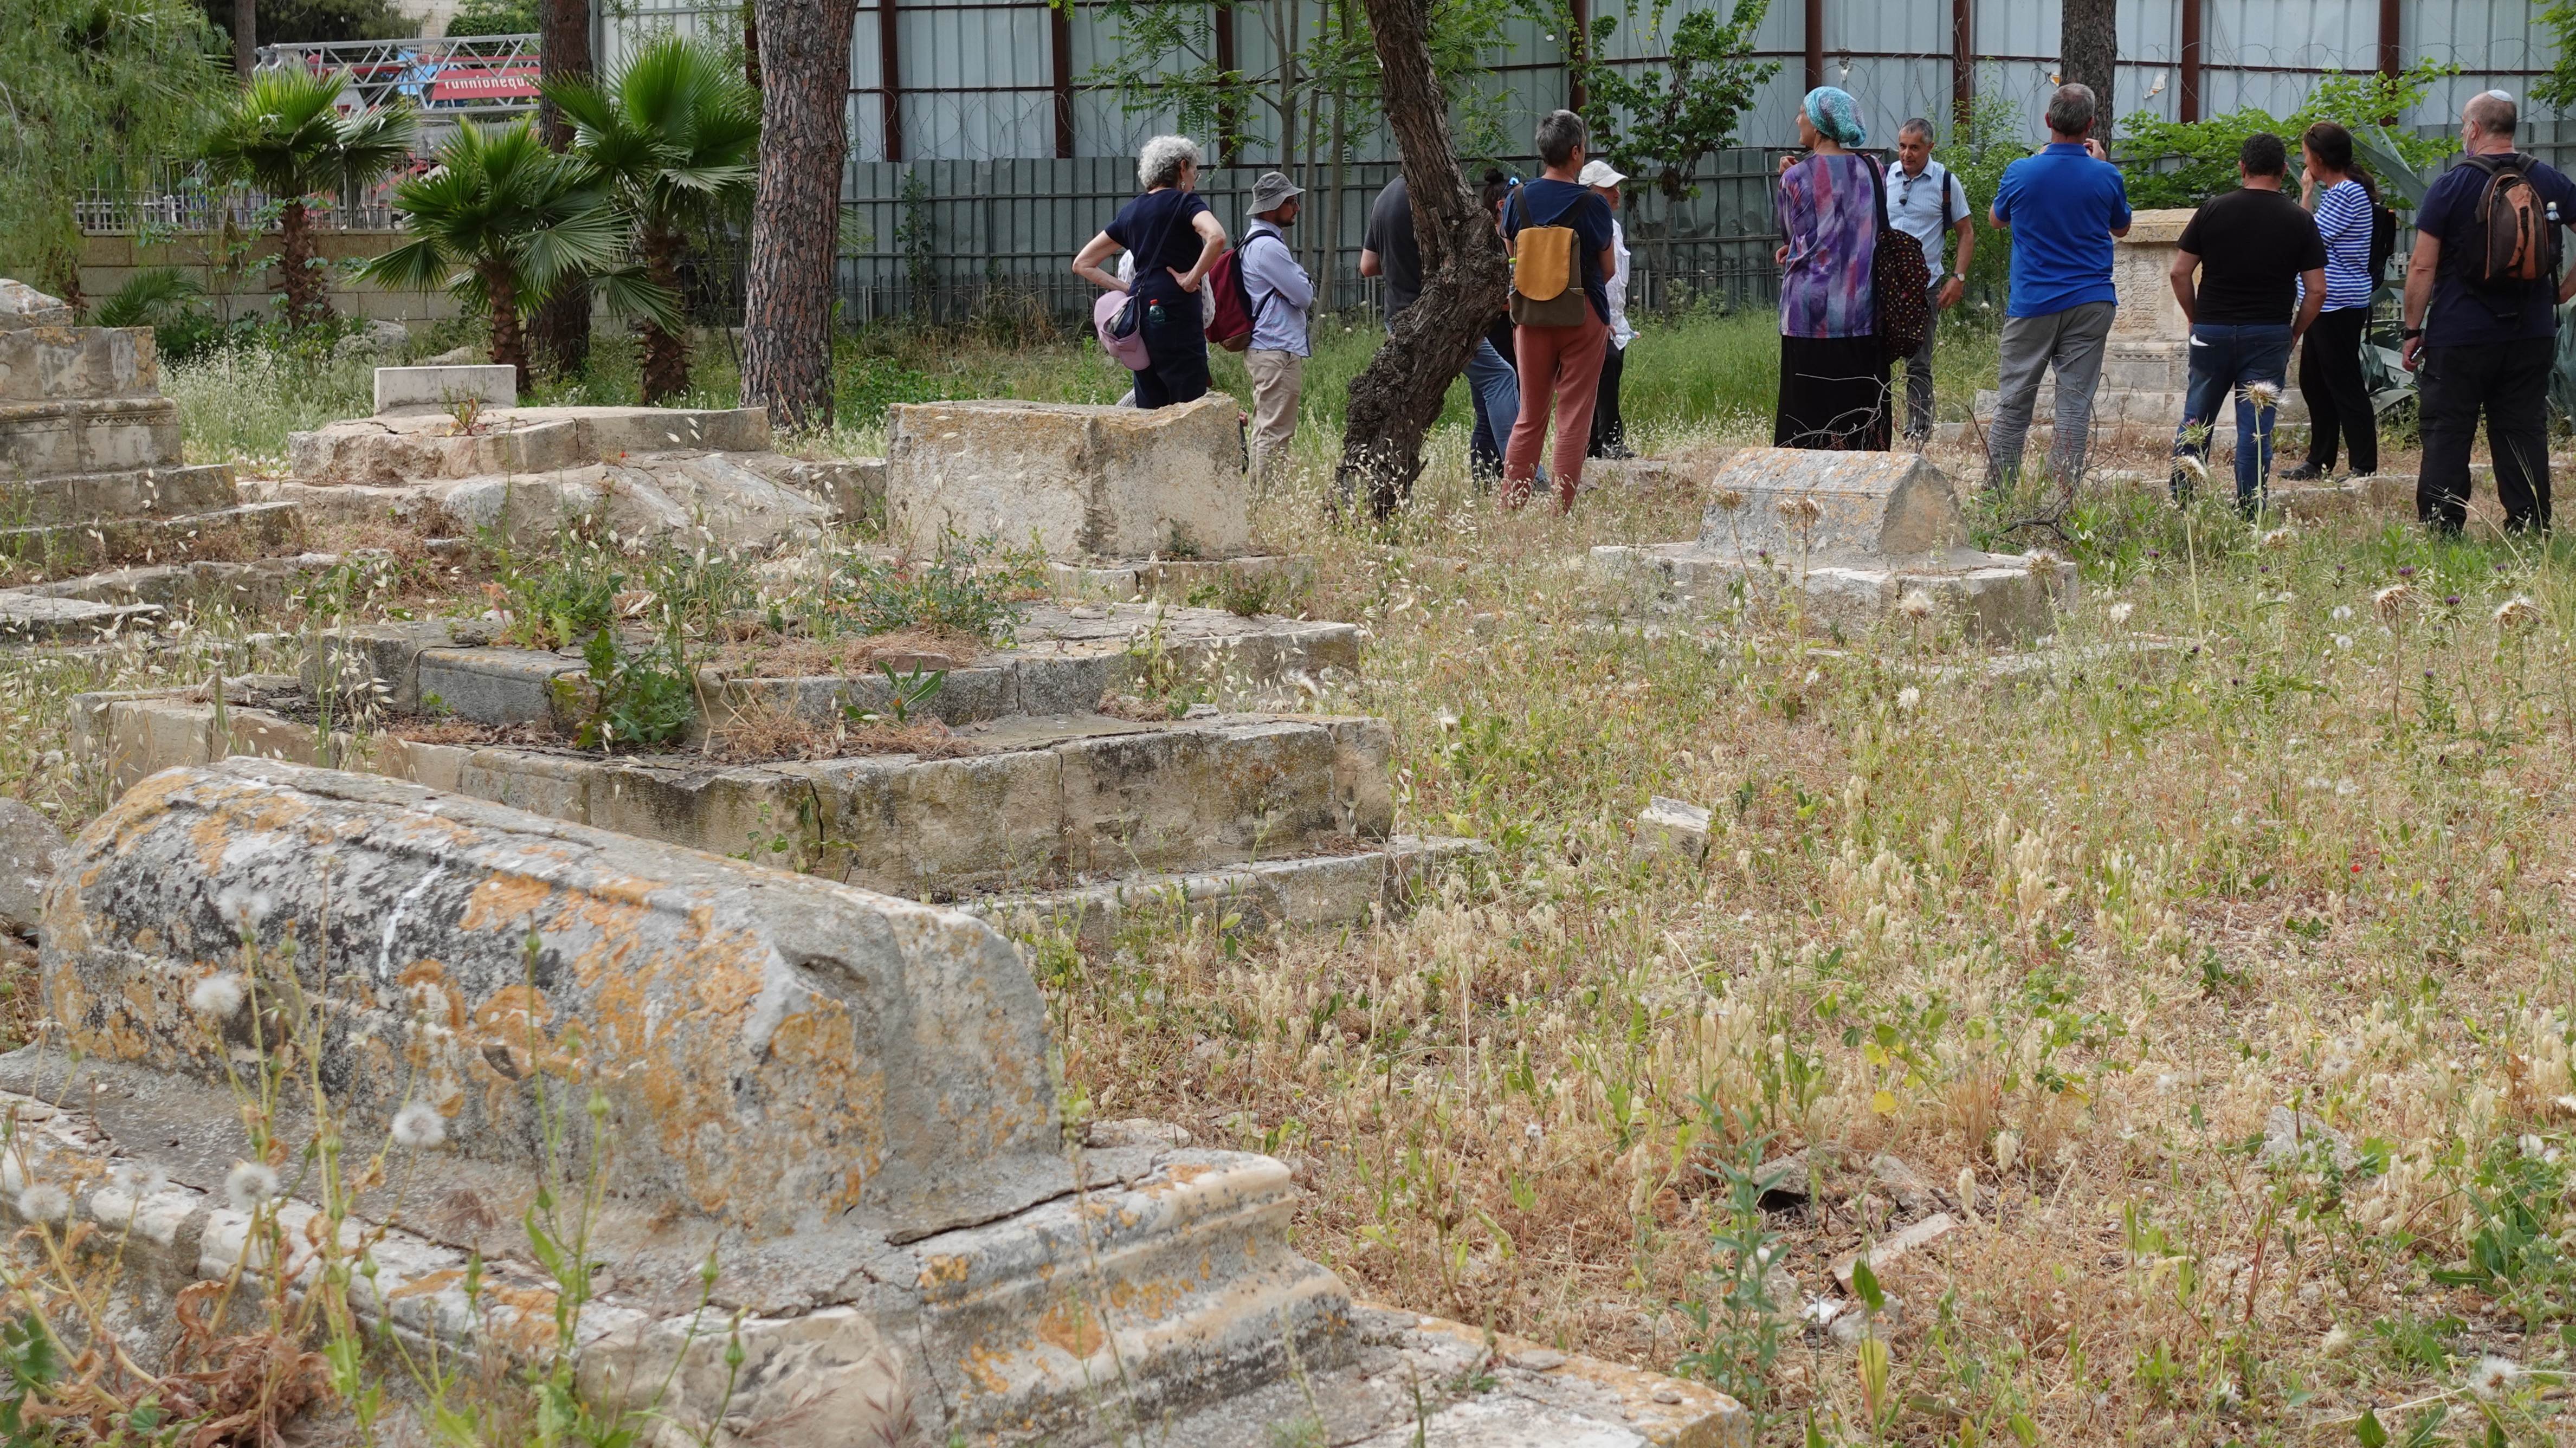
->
xmin=1235 ymin=171 xmax=1314 ymax=487
xmin=1499 ymin=109 xmax=1617 ymax=513
xmin=2403 ymin=90 xmax=2576 ymax=534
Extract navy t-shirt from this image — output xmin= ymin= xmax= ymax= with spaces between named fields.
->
xmin=1105 ymin=188 xmax=1212 ymax=309
xmin=2417 ymin=152 xmax=2576 ymax=347
xmin=1501 ymin=179 xmax=1615 ymax=325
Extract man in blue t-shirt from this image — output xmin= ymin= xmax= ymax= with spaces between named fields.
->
xmin=1984 ymin=83 xmax=2133 ymax=488
xmin=2400 ymin=90 xmax=2576 ymax=534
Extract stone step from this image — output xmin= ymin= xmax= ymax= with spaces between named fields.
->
xmin=0 ymin=461 xmax=238 ymax=523
xmin=970 ymin=833 xmax=1488 ymax=944
xmin=9 ymin=553 xmax=340 ymax=619
xmin=1047 ymin=552 xmax=1315 ymax=606
xmin=0 ymin=499 xmax=302 ymax=572
xmin=286 ymin=404 xmax=772 ymax=484
xmin=72 ymin=693 xmax=1423 ymax=908
xmin=0 ymin=591 xmax=160 ymax=643
xmin=0 ymin=394 xmax=182 ymax=480
xmin=1972 ymin=386 xmax=2311 ymax=426
xmin=1594 ymin=540 xmax=2077 ymax=644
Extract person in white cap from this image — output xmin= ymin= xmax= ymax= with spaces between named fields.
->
xmin=1241 ymin=170 xmax=1314 ymax=486
xmin=1579 ymin=158 xmax=1635 ymax=459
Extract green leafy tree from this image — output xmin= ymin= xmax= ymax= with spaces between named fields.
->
xmin=545 ymin=34 xmax=757 ymax=401
xmin=1568 ymin=0 xmax=1777 ymax=205
xmin=192 ymin=0 xmax=416 ymax=45
xmin=2538 ymin=2 xmax=2576 ymax=113
xmin=359 ymin=120 xmax=635 ymax=389
xmin=0 ymin=0 xmax=228 ymax=308
xmin=446 ymin=0 xmax=541 ymax=34
xmin=2116 ymin=61 xmax=2459 ymax=209
xmin=200 ymin=65 xmax=415 ymax=329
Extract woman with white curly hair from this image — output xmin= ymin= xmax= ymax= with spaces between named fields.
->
xmin=1073 ymin=135 xmax=1229 ymax=407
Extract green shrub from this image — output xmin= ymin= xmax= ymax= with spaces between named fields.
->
xmin=829 ymin=532 xmax=1046 ymax=642
xmin=2116 ymin=62 xmax=2459 ymax=211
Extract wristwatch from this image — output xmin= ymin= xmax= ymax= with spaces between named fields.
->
xmin=1951 ymin=273 xmax=1968 ymax=283
xmin=2402 ymin=326 xmax=2424 ymax=339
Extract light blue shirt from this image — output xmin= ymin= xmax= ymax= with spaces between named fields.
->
xmin=1241 ymin=219 xmax=1313 ymax=356
xmin=1886 ymin=158 xmax=1967 ymax=273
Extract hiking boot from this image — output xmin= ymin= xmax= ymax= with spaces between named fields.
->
xmin=2275 ymin=462 xmax=2328 ymax=482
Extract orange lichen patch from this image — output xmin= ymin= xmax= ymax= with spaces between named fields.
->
xmin=459 ymin=872 xmax=553 ymax=933
xmin=1034 ymin=1299 xmax=1107 ymax=1359
xmin=385 ymin=1267 xmax=465 ymax=1301
xmin=921 ymin=1256 xmax=972 ymax=1292
xmin=957 ymin=1345 xmax=1013 ymax=1397
xmin=398 ymin=960 xmax=465 ymax=1032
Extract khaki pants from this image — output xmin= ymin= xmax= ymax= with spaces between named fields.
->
xmin=1245 ymin=348 xmax=1302 ymax=484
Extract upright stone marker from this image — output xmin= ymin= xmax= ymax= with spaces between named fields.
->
xmin=885 ymin=396 xmax=1251 ymax=560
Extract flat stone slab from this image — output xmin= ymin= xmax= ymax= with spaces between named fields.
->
xmin=970 ymin=833 xmax=1487 ymax=944
xmin=0 ymin=590 xmax=158 ymax=643
xmin=0 ymin=499 xmax=303 ymax=572
xmin=287 ymin=405 xmax=774 ymax=484
xmin=0 ymin=279 xmax=73 ymax=329
xmin=75 ymin=695 xmax=1404 ymax=903
xmin=291 ymin=603 xmax=1359 ymax=726
xmin=887 ymin=396 xmax=1252 ymax=561
xmin=1049 ymin=553 xmax=1315 ymax=606
xmin=1593 ymin=541 xmax=2079 ymax=644
xmin=373 ymin=363 xmax=515 ymax=413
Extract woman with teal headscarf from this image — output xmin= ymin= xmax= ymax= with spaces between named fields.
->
xmin=1773 ymin=86 xmax=1890 ymax=450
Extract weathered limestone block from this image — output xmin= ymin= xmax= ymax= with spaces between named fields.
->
xmin=0 ymin=322 xmax=159 ymax=402
xmin=0 ymin=396 xmax=182 ymax=479
xmin=1636 ymin=796 xmax=1712 ymax=864
xmin=1698 ymin=448 xmax=1970 ymax=568
xmin=2109 ymin=209 xmax=2195 ymax=340
xmin=886 ymin=396 xmax=1251 ymax=560
xmin=43 ymin=760 xmax=1064 ymax=1240
xmin=0 ymin=280 xmax=74 ymax=329
xmin=286 ymin=406 xmax=774 ymax=486
xmin=374 ymin=364 xmax=516 ymax=414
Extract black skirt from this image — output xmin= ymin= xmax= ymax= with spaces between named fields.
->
xmin=1774 ymin=334 xmax=1891 ymax=450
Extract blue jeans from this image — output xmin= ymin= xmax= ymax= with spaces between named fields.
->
xmin=2171 ymin=322 xmax=2291 ymax=513
xmin=1465 ymin=336 xmax=1522 ymax=478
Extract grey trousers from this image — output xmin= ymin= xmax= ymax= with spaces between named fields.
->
xmin=1983 ymin=300 xmax=2118 ymax=486
xmin=1902 ymin=282 xmax=1941 ymax=441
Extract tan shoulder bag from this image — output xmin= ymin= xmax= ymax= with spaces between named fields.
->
xmin=1509 ymin=187 xmax=1592 ymax=327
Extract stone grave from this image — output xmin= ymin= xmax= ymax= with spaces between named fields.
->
xmin=1957 ymin=209 xmax=2307 ymax=460
xmin=71 ymin=599 xmax=1479 ymax=939
xmin=0 ymin=280 xmax=303 ymax=638
xmin=2 ymin=759 xmax=1744 ymax=1446
xmin=267 ymin=372 xmax=872 ymax=552
xmin=1591 ymin=447 xmax=2078 ymax=642
xmin=885 ymin=397 xmax=1312 ymax=604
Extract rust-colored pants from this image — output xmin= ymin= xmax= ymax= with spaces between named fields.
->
xmin=1505 ymin=309 xmax=1610 ymax=503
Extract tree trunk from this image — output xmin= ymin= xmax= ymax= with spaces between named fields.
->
xmin=2059 ymin=0 xmax=2118 ymax=132
xmin=1333 ymin=0 xmax=1509 ymax=519
xmin=489 ymin=272 xmax=530 ymax=395
xmin=232 ymin=0 xmax=254 ymax=79
xmin=640 ymin=231 xmax=693 ymax=402
xmin=277 ymin=201 xmax=326 ymax=329
xmin=743 ymin=0 xmax=763 ymax=91
xmin=741 ymin=0 xmax=859 ymax=432
xmin=532 ymin=0 xmax=595 ymax=380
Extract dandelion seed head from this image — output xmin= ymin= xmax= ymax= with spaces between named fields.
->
xmin=391 ymin=1101 xmax=447 ymax=1149
xmin=2373 ymin=584 xmax=2413 ymax=620
xmin=15 ymin=1184 xmax=67 ymax=1224
xmin=212 ymin=886 xmax=270 ymax=932
xmin=2495 ymin=596 xmax=2542 ymax=630
xmin=225 ymin=1161 xmax=280 ymax=1212
xmin=189 ymin=972 xmax=246 ymax=1018
xmin=2331 ymin=605 xmax=2353 ymax=620
xmin=2107 ymin=602 xmax=2134 ymax=624
xmin=2468 ymin=1354 xmax=2522 ymax=1399
xmin=1896 ymin=687 xmax=1922 ymax=712
xmin=1896 ymin=590 xmax=1934 ymax=619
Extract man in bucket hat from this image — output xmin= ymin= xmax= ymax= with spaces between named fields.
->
xmin=1241 ymin=171 xmax=1314 ymax=486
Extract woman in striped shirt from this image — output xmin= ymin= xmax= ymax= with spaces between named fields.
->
xmin=2283 ymin=121 xmax=2380 ymax=479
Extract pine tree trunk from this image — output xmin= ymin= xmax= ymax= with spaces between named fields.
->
xmin=232 ymin=0 xmax=254 ymax=78
xmin=741 ymin=0 xmax=860 ymax=432
xmin=2060 ymin=0 xmax=2117 ymax=130
xmin=532 ymin=0 xmax=595 ymax=380
xmin=1333 ymin=0 xmax=1510 ymax=519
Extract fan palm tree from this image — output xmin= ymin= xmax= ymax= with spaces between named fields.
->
xmin=200 ymin=66 xmax=414 ymax=330
xmin=359 ymin=120 xmax=657 ymax=392
xmin=544 ymin=35 xmax=759 ymax=402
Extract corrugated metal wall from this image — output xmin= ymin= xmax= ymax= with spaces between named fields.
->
xmin=603 ymin=0 xmax=2564 ymax=315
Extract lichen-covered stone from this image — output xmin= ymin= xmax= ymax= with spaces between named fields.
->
xmin=886 ymin=397 xmax=1251 ymax=560
xmin=42 ymin=759 xmax=1063 ymax=1240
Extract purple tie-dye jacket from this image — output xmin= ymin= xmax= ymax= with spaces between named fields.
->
xmin=1777 ymin=153 xmax=1879 ymax=339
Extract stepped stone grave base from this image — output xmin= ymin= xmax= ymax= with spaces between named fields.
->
xmin=372 ymin=363 xmax=515 ymax=413
xmin=0 ymin=280 xmax=301 ymax=573
xmin=1592 ymin=448 xmax=2077 ymax=643
xmin=887 ymin=397 xmax=1253 ymax=561
xmin=280 ymin=405 xmax=846 ymax=551
xmin=11 ymin=760 xmax=1718 ymax=1446
xmin=1047 ymin=551 xmax=1315 ymax=605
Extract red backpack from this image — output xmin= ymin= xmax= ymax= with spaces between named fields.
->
xmin=1203 ymin=243 xmax=1258 ymax=352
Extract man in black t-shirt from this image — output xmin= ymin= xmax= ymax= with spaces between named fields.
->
xmin=1361 ymin=171 xmax=1529 ymax=486
xmin=2167 ymin=132 xmax=2328 ymax=515
xmin=2400 ymin=90 xmax=2576 ymax=534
